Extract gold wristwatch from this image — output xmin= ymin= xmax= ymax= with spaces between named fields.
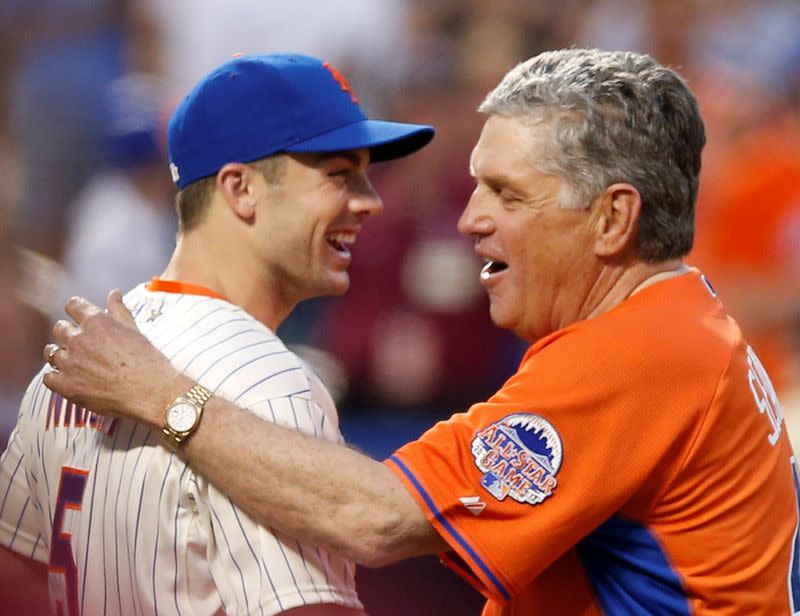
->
xmin=162 ymin=384 xmax=213 ymax=449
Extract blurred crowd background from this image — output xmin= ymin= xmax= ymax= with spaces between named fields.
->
xmin=0 ymin=1 xmax=798 ymax=613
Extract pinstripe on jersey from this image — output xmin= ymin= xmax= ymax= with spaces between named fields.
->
xmin=0 ymin=284 xmax=361 ymax=615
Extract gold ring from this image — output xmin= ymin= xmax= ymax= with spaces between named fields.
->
xmin=47 ymin=345 xmax=60 ymax=368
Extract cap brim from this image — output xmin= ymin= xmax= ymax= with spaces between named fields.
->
xmin=284 ymin=120 xmax=434 ymax=162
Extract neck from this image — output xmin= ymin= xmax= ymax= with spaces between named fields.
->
xmin=581 ymin=259 xmax=688 ymax=322
xmin=626 ymin=262 xmax=691 ymax=297
xmin=161 ymin=231 xmax=293 ymax=332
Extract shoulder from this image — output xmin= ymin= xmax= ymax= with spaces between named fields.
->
xmin=501 ymin=272 xmax=739 ymax=407
xmin=141 ymin=294 xmax=316 ymax=401
xmin=130 ymin=291 xmax=271 ymax=351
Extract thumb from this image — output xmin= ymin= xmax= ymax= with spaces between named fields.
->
xmin=107 ymin=289 xmax=137 ymax=328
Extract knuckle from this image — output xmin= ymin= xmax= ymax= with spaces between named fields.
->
xmin=53 ymin=320 xmax=75 ymax=343
xmin=83 ymin=313 xmax=100 ymax=332
xmin=85 ymin=311 xmax=111 ymax=333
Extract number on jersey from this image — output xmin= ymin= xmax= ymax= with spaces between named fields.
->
xmin=49 ymin=467 xmax=89 ymax=616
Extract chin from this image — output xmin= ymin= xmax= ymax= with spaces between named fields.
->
xmin=327 ymin=273 xmax=351 ymax=296
xmin=489 ymin=306 xmax=535 ymax=341
xmin=488 ymin=304 xmax=513 ymax=331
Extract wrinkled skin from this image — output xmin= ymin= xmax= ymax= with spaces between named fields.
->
xmin=44 ymin=291 xmax=181 ymax=425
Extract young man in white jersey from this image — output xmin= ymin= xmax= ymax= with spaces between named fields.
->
xmin=0 ymin=53 xmax=433 ymax=615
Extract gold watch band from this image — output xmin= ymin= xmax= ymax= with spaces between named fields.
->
xmin=163 ymin=384 xmax=214 ymax=449
xmin=184 ymin=384 xmax=213 ymax=407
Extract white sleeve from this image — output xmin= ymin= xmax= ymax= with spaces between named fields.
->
xmin=0 ymin=376 xmax=49 ymax=564
xmin=191 ymin=397 xmax=361 ymax=616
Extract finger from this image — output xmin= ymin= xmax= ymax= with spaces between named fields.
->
xmin=43 ymin=370 xmax=72 ymax=401
xmin=52 ymin=319 xmax=80 ymax=347
xmin=65 ymin=296 xmax=104 ymax=325
xmin=43 ymin=343 xmax=61 ymax=368
xmin=107 ymin=289 xmax=136 ymax=328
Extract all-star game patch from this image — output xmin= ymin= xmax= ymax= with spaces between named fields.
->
xmin=471 ymin=413 xmax=563 ymax=505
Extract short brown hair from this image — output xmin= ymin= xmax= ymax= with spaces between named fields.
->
xmin=175 ymin=154 xmax=287 ymax=232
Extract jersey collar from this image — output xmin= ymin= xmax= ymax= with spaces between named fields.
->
xmin=147 ymin=277 xmax=229 ymax=301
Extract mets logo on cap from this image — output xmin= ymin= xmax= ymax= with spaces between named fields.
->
xmin=471 ymin=413 xmax=562 ymax=505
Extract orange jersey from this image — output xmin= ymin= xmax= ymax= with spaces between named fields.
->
xmin=386 ymin=270 xmax=799 ymax=615
xmin=690 ymin=113 xmax=800 ymax=391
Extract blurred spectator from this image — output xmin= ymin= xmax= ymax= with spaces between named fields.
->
xmin=62 ymin=75 xmax=176 ymax=310
xmin=692 ymin=105 xmax=800 ymax=394
xmin=0 ymin=133 xmax=35 ymax=441
xmin=2 ymin=0 xmax=162 ymax=260
xmin=688 ymin=0 xmax=800 ymax=395
xmin=0 ymin=245 xmax=42 ymax=443
xmin=145 ymin=0 xmax=411 ymax=113
xmin=0 ymin=2 xmax=163 ymax=439
xmin=570 ymin=0 xmax=689 ymax=68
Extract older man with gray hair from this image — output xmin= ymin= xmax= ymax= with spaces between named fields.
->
xmin=41 ymin=49 xmax=797 ymax=614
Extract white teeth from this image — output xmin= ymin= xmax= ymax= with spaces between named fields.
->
xmin=327 ymin=232 xmax=356 ymax=246
xmin=480 ymin=261 xmax=494 ymax=281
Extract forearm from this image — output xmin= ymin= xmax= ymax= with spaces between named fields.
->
xmin=146 ymin=374 xmax=446 ymax=566
xmin=44 ymin=298 xmax=448 ymax=564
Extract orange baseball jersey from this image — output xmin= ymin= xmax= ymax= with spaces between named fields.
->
xmin=386 ymin=269 xmax=798 ymax=615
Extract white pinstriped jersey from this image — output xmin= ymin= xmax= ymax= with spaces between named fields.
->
xmin=0 ymin=284 xmax=362 ymax=616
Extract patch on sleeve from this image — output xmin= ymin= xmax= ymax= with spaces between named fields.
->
xmin=471 ymin=413 xmax=562 ymax=505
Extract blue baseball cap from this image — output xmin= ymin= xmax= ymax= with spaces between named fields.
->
xmin=167 ymin=53 xmax=435 ymax=189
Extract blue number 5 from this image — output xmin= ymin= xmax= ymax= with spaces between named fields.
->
xmin=49 ymin=466 xmax=89 ymax=616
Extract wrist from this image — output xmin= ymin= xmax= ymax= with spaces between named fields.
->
xmin=144 ymin=372 xmax=196 ymax=430
xmin=162 ymin=381 xmax=213 ymax=449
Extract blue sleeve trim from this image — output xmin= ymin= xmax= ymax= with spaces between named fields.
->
xmin=389 ymin=454 xmax=511 ymax=600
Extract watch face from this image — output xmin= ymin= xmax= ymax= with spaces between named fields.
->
xmin=166 ymin=402 xmax=198 ymax=433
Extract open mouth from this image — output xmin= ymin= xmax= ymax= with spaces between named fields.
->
xmin=480 ymin=259 xmax=508 ymax=281
xmin=326 ymin=232 xmax=356 ymax=255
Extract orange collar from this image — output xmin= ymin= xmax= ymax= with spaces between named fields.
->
xmin=147 ymin=277 xmax=228 ymax=301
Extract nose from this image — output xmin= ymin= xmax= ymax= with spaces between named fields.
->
xmin=457 ymin=187 xmax=494 ymax=238
xmin=349 ymin=173 xmax=384 ymax=217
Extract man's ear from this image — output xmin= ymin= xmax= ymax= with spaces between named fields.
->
xmin=216 ymin=163 xmax=259 ymax=221
xmin=593 ymin=183 xmax=641 ymax=258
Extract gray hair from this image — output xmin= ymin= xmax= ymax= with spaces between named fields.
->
xmin=480 ymin=48 xmax=705 ymax=261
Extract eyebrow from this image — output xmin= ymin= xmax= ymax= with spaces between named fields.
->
xmin=474 ymin=168 xmax=519 ymax=190
xmin=469 ymin=157 xmax=515 ymax=186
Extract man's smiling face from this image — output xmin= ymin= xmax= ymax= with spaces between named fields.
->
xmin=458 ymin=115 xmax=598 ymax=342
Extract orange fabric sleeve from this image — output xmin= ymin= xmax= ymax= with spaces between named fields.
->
xmin=385 ymin=275 xmax=728 ymax=602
